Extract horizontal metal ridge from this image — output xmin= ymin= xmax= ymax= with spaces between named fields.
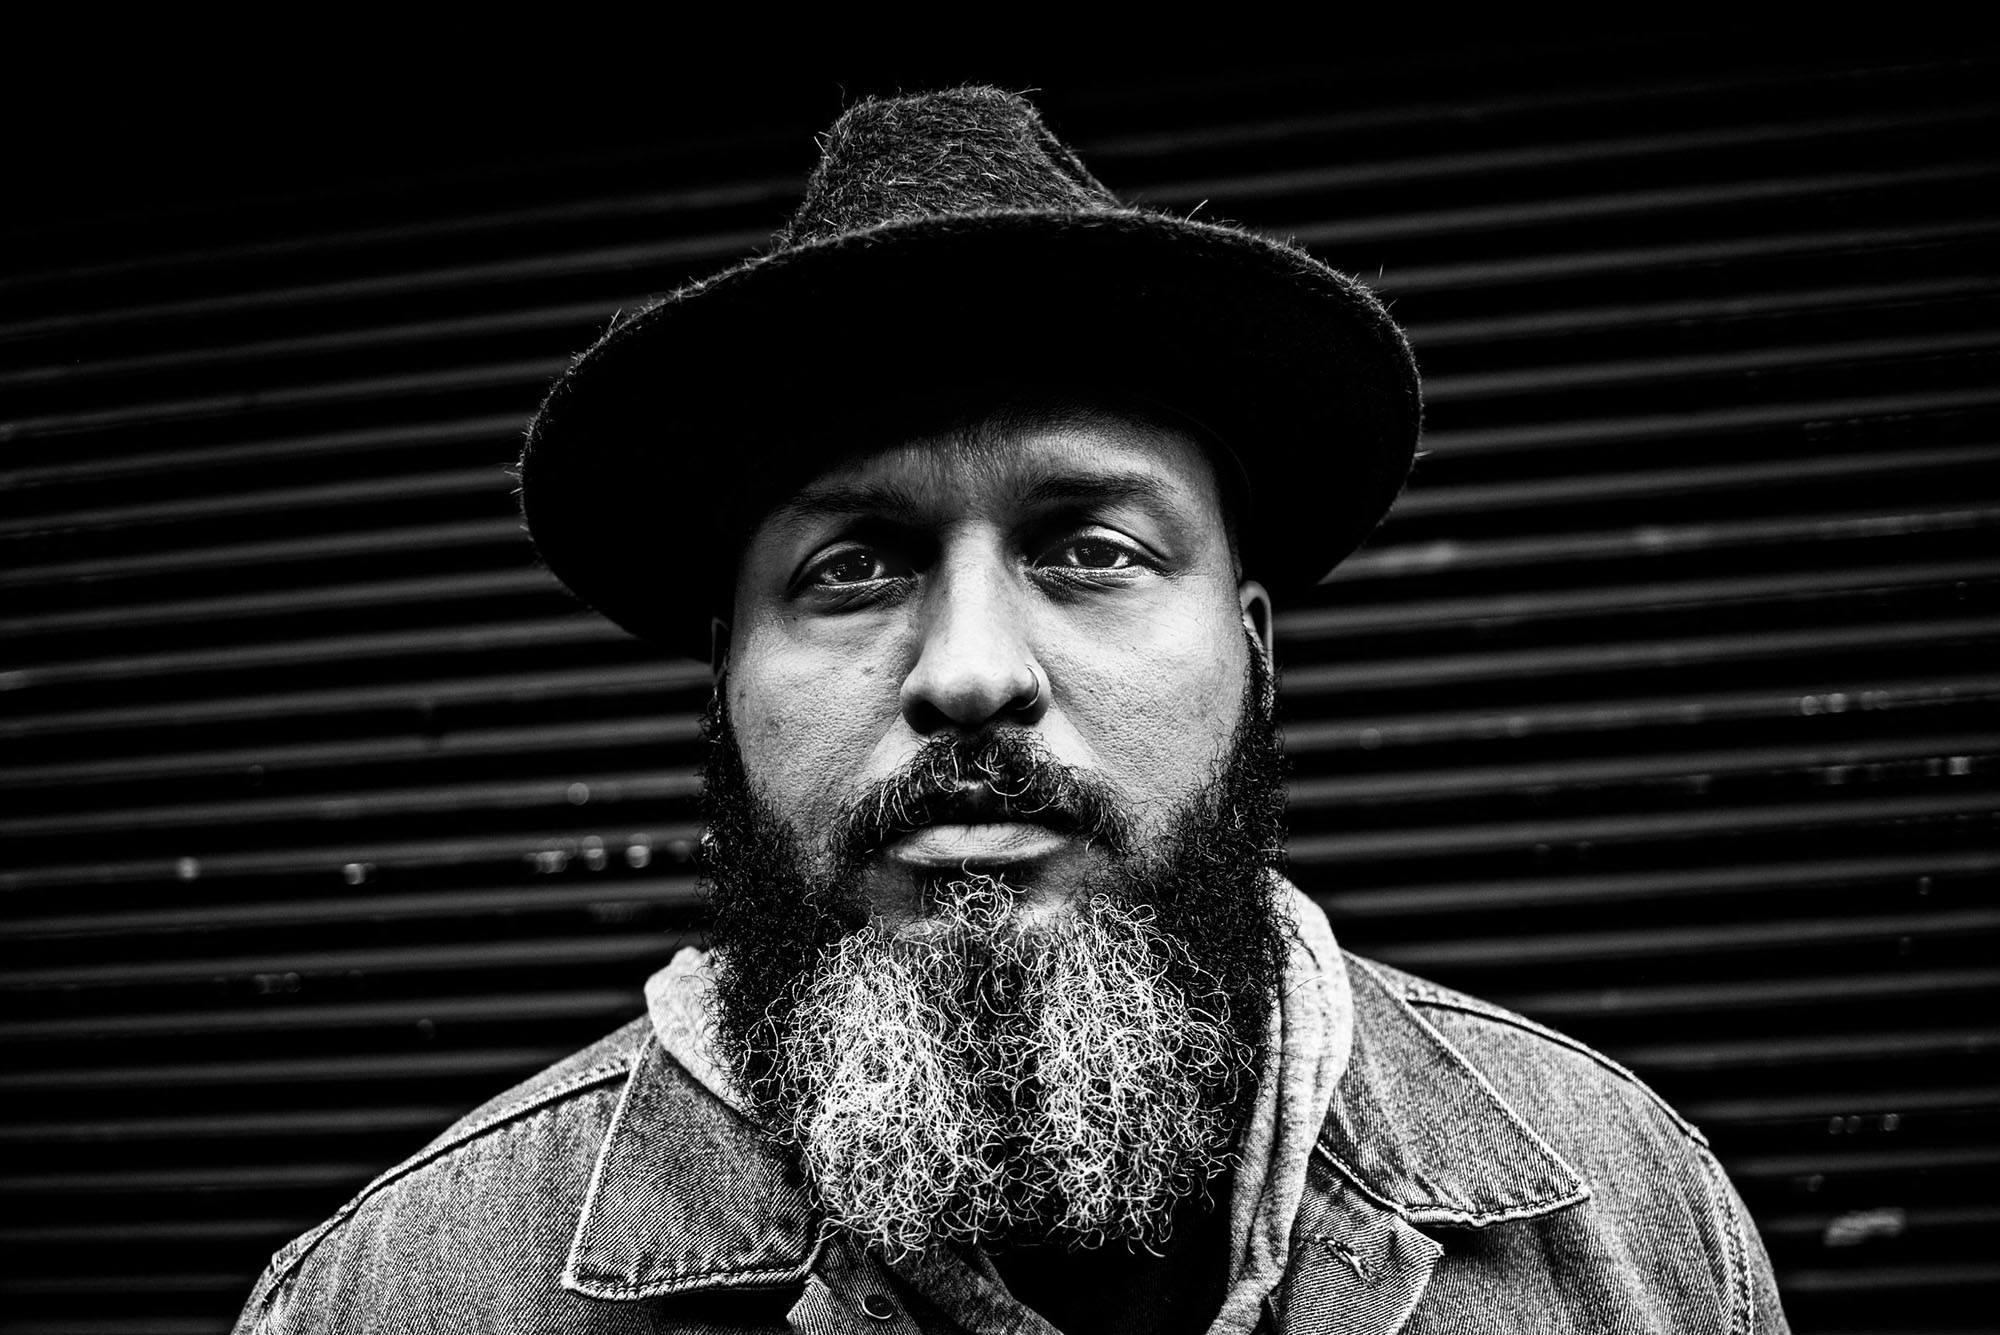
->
xmin=1682 ymin=1086 xmax=2000 ymax=1124
xmin=1286 ymin=675 xmax=2000 ymax=755
xmin=1634 ymin=1027 xmax=2000 ymax=1073
xmin=0 ymin=297 xmax=623 ymax=392
xmin=0 ymin=989 xmax=646 ymax=1041
xmin=1374 ymin=906 xmax=2000 ymax=970
xmin=0 ymin=1217 xmax=311 ymax=1245
xmin=1334 ymin=504 xmax=2000 ymax=581
xmin=0 ymin=770 xmax=698 ymax=840
xmin=0 ymin=465 xmax=508 ymax=539
xmin=1320 ymin=848 xmax=2000 ymax=918
xmin=1389 ymin=441 xmax=2000 ymax=520
xmin=0 ymin=823 xmax=699 ymax=891
xmin=1407 ymin=274 xmax=2000 ymax=348
xmin=0 ymin=716 xmax=696 ymax=790
xmin=1 ymin=356 xmax=566 ymax=442
xmin=1 ymin=517 xmax=527 ymax=590
xmin=0 ymin=413 xmax=520 ymax=492
xmin=1287 ymin=729 xmax=2000 ymax=808
xmin=2 ymin=568 xmax=558 ymax=640
xmin=1373 ymin=217 xmax=2000 ymax=296
xmin=1721 ymin=1143 xmax=2000 ymax=1177
xmin=8 ymin=880 xmax=698 ymax=948
xmin=0 ymin=1163 xmax=381 ymax=1194
xmin=0 ymin=229 xmax=765 ymax=344
xmin=1424 ymin=328 xmax=2000 ymax=405
xmin=1498 ymin=966 xmax=2000 ymax=1019
xmin=1289 ymin=159 xmax=2000 ymax=250
xmin=0 ymin=616 xmax=630 ymax=693
xmin=1418 ymin=385 xmax=2000 ymax=457
xmin=0 ymin=661 xmax=700 ymax=739
xmin=1 ymin=933 xmax=676 ymax=991
xmin=1289 ymin=786 xmax=2000 ymax=863
xmin=1280 ymin=615 xmax=2000 ymax=696
xmin=0 ymin=1106 xmax=457 ymax=1143
xmin=2 ymin=176 xmax=795 ymax=295
xmin=1287 ymin=557 xmax=2000 ymax=638
xmin=1776 ymin=1260 xmax=2000 ymax=1295
xmin=1144 ymin=104 xmax=2000 ymax=208
xmin=0 ymin=1046 xmax=571 ymax=1092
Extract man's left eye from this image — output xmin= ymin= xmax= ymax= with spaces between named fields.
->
xmin=1047 ymin=538 xmax=1136 ymax=571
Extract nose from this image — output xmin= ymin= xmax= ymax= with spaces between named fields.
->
xmin=899 ymin=552 xmax=1047 ymax=734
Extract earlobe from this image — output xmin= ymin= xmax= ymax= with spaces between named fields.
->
xmin=709 ymin=617 xmax=732 ymax=682
xmin=1237 ymin=579 xmax=1274 ymax=664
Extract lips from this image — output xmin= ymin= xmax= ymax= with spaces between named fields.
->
xmin=878 ymin=783 xmax=1078 ymax=869
xmin=887 ymin=821 xmax=1073 ymax=868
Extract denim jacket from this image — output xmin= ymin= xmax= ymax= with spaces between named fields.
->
xmin=234 ymin=955 xmax=1787 ymax=1333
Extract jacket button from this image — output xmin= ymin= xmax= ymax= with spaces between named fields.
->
xmin=860 ymin=1293 xmax=897 ymax=1321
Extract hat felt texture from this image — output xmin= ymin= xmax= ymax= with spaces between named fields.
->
xmin=519 ymin=87 xmax=1422 ymax=659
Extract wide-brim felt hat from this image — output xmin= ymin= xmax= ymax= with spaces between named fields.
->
xmin=519 ymin=87 xmax=1421 ymax=659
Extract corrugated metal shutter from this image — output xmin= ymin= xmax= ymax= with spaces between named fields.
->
xmin=4 ymin=53 xmax=1995 ymax=1334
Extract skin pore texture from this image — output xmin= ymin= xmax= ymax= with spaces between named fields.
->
xmin=699 ymin=404 xmax=1295 ymax=1315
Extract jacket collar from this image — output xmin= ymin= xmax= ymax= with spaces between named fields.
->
xmin=1319 ymin=956 xmax=1588 ymax=1227
xmin=563 ymin=1036 xmax=822 ymax=1299
xmin=562 ymin=951 xmax=1584 ymax=1299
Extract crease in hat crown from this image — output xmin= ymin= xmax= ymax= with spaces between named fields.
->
xmin=773 ymin=88 xmax=1118 ymax=248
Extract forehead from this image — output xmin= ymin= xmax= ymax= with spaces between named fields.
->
xmin=755 ymin=404 xmax=1231 ymax=536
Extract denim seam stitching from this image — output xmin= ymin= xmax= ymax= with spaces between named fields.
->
xmin=241 ymin=1049 xmax=640 ymax=1318
xmin=1395 ymin=978 xmax=1711 ymax=1149
xmin=1703 ymin=1147 xmax=1753 ymax=1335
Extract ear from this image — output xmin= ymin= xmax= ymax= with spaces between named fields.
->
xmin=709 ymin=617 xmax=731 ymax=682
xmin=1238 ymin=579 xmax=1273 ymax=665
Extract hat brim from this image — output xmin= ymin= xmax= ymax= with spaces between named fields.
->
xmin=520 ymin=209 xmax=1420 ymax=659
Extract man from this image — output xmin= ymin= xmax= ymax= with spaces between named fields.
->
xmin=235 ymin=87 xmax=1787 ymax=1333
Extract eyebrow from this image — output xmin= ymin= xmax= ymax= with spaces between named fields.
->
xmin=771 ymin=470 xmax=1183 ymax=525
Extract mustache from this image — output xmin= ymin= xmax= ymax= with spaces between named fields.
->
xmin=837 ymin=731 xmax=1133 ymax=861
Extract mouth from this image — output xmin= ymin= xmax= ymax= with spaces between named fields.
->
xmin=885 ymin=822 xmax=1074 ymax=869
xmin=877 ymin=784 xmax=1079 ymax=870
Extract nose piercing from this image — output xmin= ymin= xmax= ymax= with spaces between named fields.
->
xmin=1023 ymin=666 xmax=1043 ymax=711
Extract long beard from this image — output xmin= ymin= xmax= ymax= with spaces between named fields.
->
xmin=699 ymin=659 xmax=1290 ymax=1257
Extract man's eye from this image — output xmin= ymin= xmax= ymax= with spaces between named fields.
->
xmin=809 ymin=548 xmax=897 ymax=586
xmin=1048 ymin=538 xmax=1136 ymax=571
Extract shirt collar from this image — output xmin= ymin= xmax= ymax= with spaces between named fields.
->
xmin=562 ymin=950 xmax=1583 ymax=1300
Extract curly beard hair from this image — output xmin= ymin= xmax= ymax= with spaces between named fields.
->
xmin=699 ymin=654 xmax=1290 ymax=1258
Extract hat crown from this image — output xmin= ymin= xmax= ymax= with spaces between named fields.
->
xmin=773 ymin=87 xmax=1120 ymax=249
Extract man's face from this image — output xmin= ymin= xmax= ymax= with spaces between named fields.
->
xmin=724 ymin=403 xmax=1270 ymax=926
xmin=702 ymin=402 xmax=1290 ymax=1258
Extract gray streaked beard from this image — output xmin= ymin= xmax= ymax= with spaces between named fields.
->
xmin=699 ymin=655 xmax=1290 ymax=1258
xmin=764 ymin=875 xmax=1252 ymax=1258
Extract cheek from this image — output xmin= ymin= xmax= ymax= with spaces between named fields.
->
xmin=727 ymin=636 xmax=897 ymax=827
xmin=1054 ymin=601 xmax=1249 ymax=820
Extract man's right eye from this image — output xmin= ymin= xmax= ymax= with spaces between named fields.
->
xmin=805 ymin=547 xmax=900 ymax=587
